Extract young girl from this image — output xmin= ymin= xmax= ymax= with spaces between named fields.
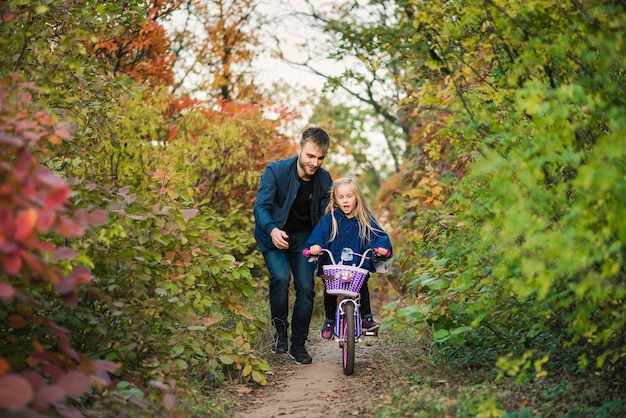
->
xmin=306 ymin=177 xmax=392 ymax=340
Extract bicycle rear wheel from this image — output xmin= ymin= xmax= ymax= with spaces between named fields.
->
xmin=342 ymin=302 xmax=356 ymax=375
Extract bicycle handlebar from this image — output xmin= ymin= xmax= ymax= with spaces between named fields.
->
xmin=303 ymin=247 xmax=390 ymax=268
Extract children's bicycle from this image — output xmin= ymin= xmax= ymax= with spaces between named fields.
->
xmin=303 ymin=247 xmax=388 ymax=375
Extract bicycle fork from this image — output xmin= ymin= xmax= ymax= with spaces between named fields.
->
xmin=335 ymin=298 xmax=362 ymax=345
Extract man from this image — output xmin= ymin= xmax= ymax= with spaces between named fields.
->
xmin=254 ymin=127 xmax=332 ymax=364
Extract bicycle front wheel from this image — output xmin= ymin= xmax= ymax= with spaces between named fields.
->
xmin=342 ymin=302 xmax=356 ymax=376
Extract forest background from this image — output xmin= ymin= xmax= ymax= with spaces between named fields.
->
xmin=0 ymin=0 xmax=624 ymax=417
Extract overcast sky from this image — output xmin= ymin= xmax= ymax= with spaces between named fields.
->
xmin=255 ymin=0 xmax=341 ymax=86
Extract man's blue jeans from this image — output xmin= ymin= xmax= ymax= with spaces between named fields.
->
xmin=262 ymin=232 xmax=315 ymax=346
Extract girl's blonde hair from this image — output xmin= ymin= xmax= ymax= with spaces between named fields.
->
xmin=326 ymin=178 xmax=383 ymax=245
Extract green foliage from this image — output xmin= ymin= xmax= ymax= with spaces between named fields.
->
xmin=160 ymin=99 xmax=285 ymax=267
xmin=1 ymin=0 xmax=284 ymax=415
xmin=382 ymin=0 xmax=626 ymax=383
xmin=0 ymin=1 xmax=99 ymax=80
xmin=308 ymin=96 xmax=392 ymax=196
xmin=65 ymin=105 xmax=271 ymax=389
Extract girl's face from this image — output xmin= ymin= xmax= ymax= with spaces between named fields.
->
xmin=334 ymin=183 xmax=357 ymax=218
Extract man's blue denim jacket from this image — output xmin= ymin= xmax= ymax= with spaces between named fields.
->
xmin=254 ymin=156 xmax=332 ymax=252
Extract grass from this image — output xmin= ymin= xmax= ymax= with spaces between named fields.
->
xmin=356 ymin=330 xmax=626 ymax=417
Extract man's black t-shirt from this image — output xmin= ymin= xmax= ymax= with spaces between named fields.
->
xmin=283 ymin=178 xmax=314 ymax=234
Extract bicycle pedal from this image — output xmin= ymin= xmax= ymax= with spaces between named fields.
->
xmin=363 ymin=330 xmax=378 ymax=337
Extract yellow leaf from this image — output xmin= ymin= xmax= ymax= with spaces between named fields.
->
xmin=219 ymin=354 xmax=236 ymax=365
xmin=251 ymin=370 xmax=266 ymax=386
xmin=242 ymin=364 xmax=252 ymax=377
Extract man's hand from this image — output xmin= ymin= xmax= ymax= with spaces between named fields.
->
xmin=270 ymin=227 xmax=289 ymax=250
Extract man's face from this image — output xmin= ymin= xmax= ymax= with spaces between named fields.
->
xmin=297 ymin=141 xmax=326 ymax=180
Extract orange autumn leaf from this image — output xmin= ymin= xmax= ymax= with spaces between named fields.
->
xmin=47 ymin=134 xmax=62 ymax=144
xmin=9 ymin=315 xmax=28 ymax=329
xmin=27 ymin=356 xmax=40 ymax=368
xmin=14 ymin=208 xmax=37 ymax=241
xmin=32 ymin=340 xmax=44 ymax=353
xmin=0 ymin=358 xmax=9 ymax=375
xmin=44 ymin=186 xmax=70 ymax=208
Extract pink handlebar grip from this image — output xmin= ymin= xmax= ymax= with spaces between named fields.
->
xmin=303 ymin=248 xmax=311 ymax=257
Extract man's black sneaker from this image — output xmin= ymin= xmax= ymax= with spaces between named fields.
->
xmin=272 ymin=328 xmax=288 ymax=354
xmin=288 ymin=344 xmax=312 ymax=364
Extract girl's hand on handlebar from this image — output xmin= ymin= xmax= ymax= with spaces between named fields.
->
xmin=374 ymin=248 xmax=390 ymax=257
xmin=308 ymin=245 xmax=322 ymax=256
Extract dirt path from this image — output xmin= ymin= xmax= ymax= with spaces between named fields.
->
xmin=233 ymin=334 xmax=386 ymax=418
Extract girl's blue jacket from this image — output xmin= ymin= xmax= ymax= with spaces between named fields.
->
xmin=306 ymin=209 xmax=392 ymax=272
xmin=254 ymin=156 xmax=332 ymax=252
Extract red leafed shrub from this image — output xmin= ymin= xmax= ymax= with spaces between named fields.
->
xmin=0 ymin=75 xmax=114 ymax=416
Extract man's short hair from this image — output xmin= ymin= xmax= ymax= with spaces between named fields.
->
xmin=300 ymin=127 xmax=330 ymax=151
